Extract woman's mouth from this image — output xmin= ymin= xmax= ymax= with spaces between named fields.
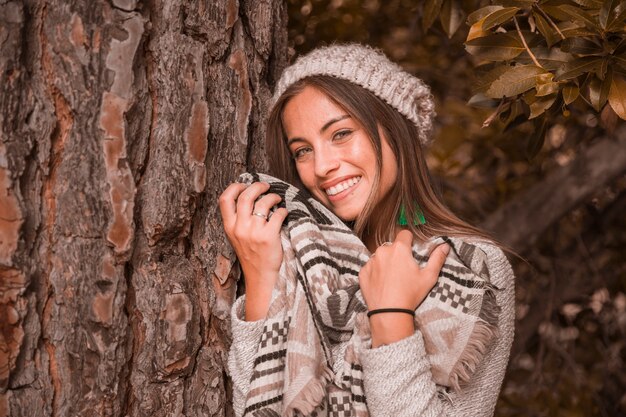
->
xmin=324 ymin=176 xmax=361 ymax=198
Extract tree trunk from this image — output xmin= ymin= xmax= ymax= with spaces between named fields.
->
xmin=0 ymin=1 xmax=287 ymax=416
xmin=481 ymin=125 xmax=626 ymax=253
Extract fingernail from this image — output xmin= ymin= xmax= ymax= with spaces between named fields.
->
xmin=442 ymin=244 xmax=450 ymax=255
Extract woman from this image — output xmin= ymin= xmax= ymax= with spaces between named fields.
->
xmin=220 ymin=44 xmax=515 ymax=417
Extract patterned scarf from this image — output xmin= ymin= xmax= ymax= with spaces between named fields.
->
xmin=238 ymin=173 xmax=500 ymax=417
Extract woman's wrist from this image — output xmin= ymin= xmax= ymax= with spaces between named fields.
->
xmin=368 ymin=312 xmax=415 ymax=348
xmin=244 ymin=287 xmax=273 ymax=321
xmin=367 ymin=308 xmax=415 ymax=318
xmin=242 ymin=271 xmax=278 ymax=321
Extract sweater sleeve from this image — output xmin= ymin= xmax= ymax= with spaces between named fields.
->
xmin=227 ymin=295 xmax=266 ymax=417
xmin=359 ymin=243 xmax=515 ymax=417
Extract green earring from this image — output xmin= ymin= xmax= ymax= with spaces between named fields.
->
xmin=398 ymin=204 xmax=426 ymax=226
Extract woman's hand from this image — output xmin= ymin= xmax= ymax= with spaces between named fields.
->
xmin=219 ymin=181 xmax=288 ymax=321
xmin=359 ymin=229 xmax=450 ymax=347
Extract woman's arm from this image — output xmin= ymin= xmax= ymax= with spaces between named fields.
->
xmin=219 ymin=181 xmax=288 ymax=321
xmin=220 ymin=181 xmax=287 ymax=415
xmin=359 ymin=242 xmax=515 ymax=417
xmin=359 ymin=230 xmax=450 ymax=348
xmin=228 ymin=295 xmax=267 ymax=417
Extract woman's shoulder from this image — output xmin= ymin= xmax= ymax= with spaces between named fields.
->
xmin=445 ymin=235 xmax=515 ymax=289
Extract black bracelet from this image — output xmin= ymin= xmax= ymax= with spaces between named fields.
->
xmin=367 ymin=308 xmax=415 ymax=318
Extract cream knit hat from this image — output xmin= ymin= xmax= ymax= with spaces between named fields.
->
xmin=271 ymin=43 xmax=436 ymax=145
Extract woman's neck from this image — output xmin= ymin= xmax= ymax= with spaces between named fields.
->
xmin=363 ymin=225 xmax=405 ymax=253
xmin=363 ymin=233 xmax=377 ymax=253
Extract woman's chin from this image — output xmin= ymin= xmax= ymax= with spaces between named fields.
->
xmin=330 ymin=207 xmax=361 ymax=222
xmin=313 ymin=192 xmax=364 ymax=222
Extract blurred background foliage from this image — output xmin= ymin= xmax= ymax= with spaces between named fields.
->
xmin=286 ymin=1 xmax=625 ymax=416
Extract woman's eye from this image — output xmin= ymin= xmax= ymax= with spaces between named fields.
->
xmin=293 ymin=147 xmax=312 ymax=161
xmin=333 ymin=129 xmax=352 ymax=141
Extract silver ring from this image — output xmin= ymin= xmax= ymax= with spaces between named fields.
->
xmin=252 ymin=212 xmax=268 ymax=220
xmin=381 ymin=242 xmax=393 ymax=247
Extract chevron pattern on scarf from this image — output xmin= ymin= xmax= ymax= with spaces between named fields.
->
xmin=237 ymin=173 xmax=500 ymax=417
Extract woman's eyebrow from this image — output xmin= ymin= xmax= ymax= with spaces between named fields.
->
xmin=287 ymin=137 xmax=304 ymax=147
xmin=320 ymin=114 xmax=350 ymax=133
xmin=287 ymin=114 xmax=351 ymax=147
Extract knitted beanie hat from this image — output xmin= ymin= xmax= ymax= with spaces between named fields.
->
xmin=271 ymin=43 xmax=436 ymax=145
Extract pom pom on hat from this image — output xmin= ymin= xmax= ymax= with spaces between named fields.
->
xmin=271 ymin=43 xmax=436 ymax=145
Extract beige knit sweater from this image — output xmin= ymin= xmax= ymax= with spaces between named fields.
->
xmin=228 ymin=241 xmax=515 ymax=417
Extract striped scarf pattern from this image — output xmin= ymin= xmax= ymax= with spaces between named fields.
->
xmin=238 ymin=173 xmax=500 ymax=417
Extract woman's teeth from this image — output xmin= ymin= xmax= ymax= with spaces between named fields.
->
xmin=325 ymin=176 xmax=361 ymax=196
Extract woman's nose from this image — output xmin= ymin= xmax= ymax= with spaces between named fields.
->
xmin=314 ymin=145 xmax=340 ymax=177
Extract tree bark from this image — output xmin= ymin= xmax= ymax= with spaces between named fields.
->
xmin=0 ymin=1 xmax=287 ymax=416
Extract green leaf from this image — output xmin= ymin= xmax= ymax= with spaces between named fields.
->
xmin=558 ymin=4 xmax=601 ymax=30
xmin=523 ymin=88 xmax=539 ymax=105
xmin=558 ymin=21 xmax=597 ymax=38
xmin=486 ymin=65 xmax=548 ymax=98
xmin=533 ymin=11 xmax=561 ymax=47
xmin=502 ymin=101 xmax=529 ymax=131
xmin=600 ymin=67 xmax=613 ymax=106
xmin=493 ymin=0 xmax=536 ymax=6
xmin=554 ymin=57 xmax=603 ymax=81
xmin=597 ymin=56 xmax=609 ymax=79
xmin=536 ymin=72 xmax=554 ymax=84
xmin=465 ymin=33 xmax=525 ymax=61
xmin=561 ymin=37 xmax=604 ymax=55
xmin=474 ymin=65 xmax=513 ymax=93
xmin=563 ymin=84 xmax=580 ymax=104
xmin=468 ymin=93 xmax=500 ymax=108
xmin=570 ymin=0 xmax=604 ymax=8
xmin=467 ymin=17 xmax=490 ymax=41
xmin=600 ymin=0 xmax=620 ymax=29
xmin=608 ymin=73 xmax=626 ymax=120
xmin=467 ymin=5 xmax=504 ymax=25
xmin=542 ymin=5 xmax=575 ymax=21
xmin=527 ymin=117 xmax=548 ymax=159
xmin=600 ymin=101 xmax=620 ymax=132
xmin=615 ymin=53 xmax=626 ymax=71
xmin=607 ymin=4 xmax=626 ymax=31
xmin=423 ymin=0 xmax=444 ymax=32
xmin=482 ymin=7 xmax=521 ymax=30
xmin=529 ymin=93 xmax=558 ymax=118
xmin=588 ymin=77 xmax=602 ymax=110
xmin=515 ymin=47 xmax=574 ymax=70
xmin=519 ymin=30 xmax=543 ymax=48
xmin=582 ymin=73 xmax=610 ymax=111
xmin=543 ymin=5 xmax=600 ymax=31
xmin=536 ymin=81 xmax=560 ymax=96
xmin=613 ymin=37 xmax=626 ymax=55
xmin=440 ymin=0 xmax=465 ymax=38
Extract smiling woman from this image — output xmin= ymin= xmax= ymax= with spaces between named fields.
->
xmin=220 ymin=43 xmax=515 ymax=417
xmin=281 ymin=85 xmax=398 ymax=230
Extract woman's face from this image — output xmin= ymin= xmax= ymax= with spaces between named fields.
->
xmin=282 ymin=86 xmax=398 ymax=222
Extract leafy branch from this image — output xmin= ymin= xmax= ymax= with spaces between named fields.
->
xmin=421 ymin=0 xmax=626 ymax=157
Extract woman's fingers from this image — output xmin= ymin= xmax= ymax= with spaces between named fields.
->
xmin=220 ymin=182 xmax=286 ymax=235
xmin=221 ymin=182 xmax=288 ymax=239
xmin=267 ymin=207 xmax=289 ymax=231
xmin=424 ymin=244 xmax=450 ymax=276
xmin=235 ymin=182 xmax=271 ymax=216
xmin=394 ymin=229 xmax=414 ymax=248
xmin=252 ymin=193 xmax=282 ymax=217
xmin=219 ymin=182 xmax=248 ymax=228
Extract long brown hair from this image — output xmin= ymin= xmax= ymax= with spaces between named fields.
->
xmin=266 ymin=75 xmax=493 ymax=246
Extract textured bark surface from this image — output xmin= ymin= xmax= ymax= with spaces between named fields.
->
xmin=0 ymin=0 xmax=287 ymax=415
